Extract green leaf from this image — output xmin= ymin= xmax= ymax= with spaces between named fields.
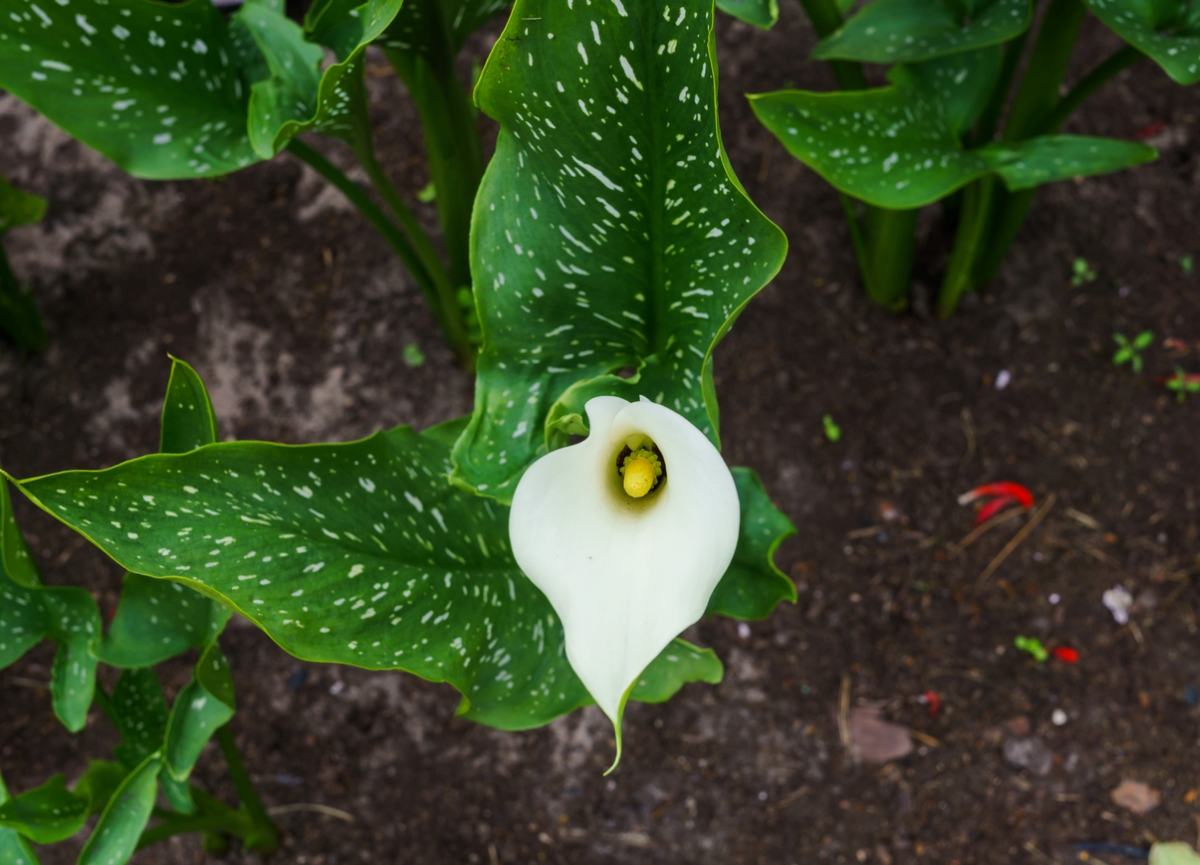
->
xmin=0 ymin=243 xmax=49 ymax=353
xmin=751 ymin=71 xmax=1157 ymax=208
xmin=0 ymin=477 xmax=100 ymax=730
xmin=0 ymin=0 xmax=260 ymax=179
xmin=716 ymin=0 xmax=781 ymax=28
xmin=0 ymin=774 xmax=88 ymax=845
xmin=631 ymin=639 xmax=722 ymax=700
xmin=0 ymin=176 xmax=46 ymax=235
xmin=811 ymin=0 xmax=1033 ymax=64
xmin=0 ymin=772 xmax=40 ymax=865
xmin=1151 ymin=842 xmax=1200 ymax=865
xmin=451 ymin=0 xmax=787 ymax=503
xmin=97 ymin=358 xmax=230 ymax=668
xmin=72 ymin=761 xmax=130 ymax=817
xmin=899 ymin=47 xmax=1002 ymax=137
xmin=16 ymin=427 xmax=752 ymax=730
xmin=1083 ymin=0 xmax=1200 ymax=84
xmin=164 ymin=641 xmax=236 ymax=781
xmin=375 ymin=0 xmax=511 ymax=56
xmin=706 ymin=467 xmax=797 ymax=620
xmin=76 ymin=755 xmax=161 ymax=865
xmin=109 ymin=668 xmax=169 ymax=770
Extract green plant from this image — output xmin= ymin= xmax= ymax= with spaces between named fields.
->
xmin=0 ymin=361 xmax=277 ymax=860
xmin=1 ymin=7 xmax=800 ymax=850
xmin=1113 ymin=329 xmax=1154 ymax=372
xmin=1072 ymin=256 xmax=1097 ymax=286
xmin=1181 ymin=254 xmax=1195 ymax=274
xmin=823 ymin=414 xmax=842 ymax=442
xmin=753 ymin=0 xmax=1191 ymax=316
xmin=1161 ymin=368 xmax=1200 ymax=402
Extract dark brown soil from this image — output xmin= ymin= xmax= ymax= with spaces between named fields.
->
xmin=3 ymin=6 xmax=1199 ymax=865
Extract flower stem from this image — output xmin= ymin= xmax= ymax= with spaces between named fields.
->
xmin=214 ymin=725 xmax=279 ymax=853
xmin=936 ymin=178 xmax=994 ymax=318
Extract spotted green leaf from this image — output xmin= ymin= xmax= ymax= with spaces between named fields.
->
xmin=0 ymin=0 xmax=402 ymax=179
xmin=164 ymin=641 xmax=236 ymax=781
xmin=0 ymin=774 xmax=88 ymax=845
xmin=1084 ymin=0 xmax=1200 ymax=84
xmin=811 ymin=0 xmax=1032 ymax=63
xmin=716 ymin=0 xmax=781 ymax=28
xmin=110 ymin=668 xmax=169 ymax=770
xmin=750 ymin=68 xmax=1157 ymax=208
xmin=375 ymin=0 xmax=511 ymax=55
xmin=77 ymin=755 xmax=161 ymax=865
xmin=631 ymin=639 xmax=722 ymax=699
xmin=14 ymin=423 xmax=788 ymax=729
xmin=450 ymin=0 xmax=787 ymax=503
xmin=72 ymin=761 xmax=130 ymax=817
xmin=96 ymin=358 xmax=230 ymax=669
xmin=707 ymin=467 xmax=797 ymax=619
xmin=0 ymin=477 xmax=100 ymax=731
xmin=0 ymin=772 xmax=40 ymax=865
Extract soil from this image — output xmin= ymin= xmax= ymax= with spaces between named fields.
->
xmin=2 ymin=6 xmax=1200 ymax=865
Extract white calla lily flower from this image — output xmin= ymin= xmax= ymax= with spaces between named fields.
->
xmin=509 ymin=395 xmax=739 ymax=759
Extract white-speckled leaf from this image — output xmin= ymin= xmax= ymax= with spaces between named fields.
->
xmin=376 ymin=0 xmax=511 ymax=56
xmin=1083 ymin=0 xmax=1200 ymax=84
xmin=15 ymin=429 xmax=728 ymax=730
xmin=0 ymin=772 xmax=39 ymax=865
xmin=451 ymin=0 xmax=787 ymax=503
xmin=812 ymin=0 xmax=1032 ymax=63
xmin=0 ymin=478 xmax=99 ymax=732
xmin=751 ymin=70 xmax=1157 ymax=208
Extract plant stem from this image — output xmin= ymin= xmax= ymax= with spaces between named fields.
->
xmin=795 ymin=0 xmax=917 ymax=308
xmin=1037 ymin=44 xmax=1145 ymax=135
xmin=285 ymin=138 xmax=437 ymax=309
xmin=968 ymin=32 xmax=1028 ymax=146
xmin=342 ymin=63 xmax=475 ymax=369
xmin=215 ymin=725 xmax=278 ymax=853
xmin=136 ymin=807 xmax=253 ymax=850
xmin=970 ymin=0 xmax=1086 ymax=289
xmin=936 ymin=178 xmax=994 ymax=318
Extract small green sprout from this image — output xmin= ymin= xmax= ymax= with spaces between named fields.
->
xmin=1072 ymin=257 xmax=1097 ymax=286
xmin=403 ymin=343 xmax=426 ymax=368
xmin=1162 ymin=368 xmax=1200 ymax=404
xmin=417 ymin=181 xmax=437 ymax=203
xmin=1112 ymin=330 xmax=1154 ymax=374
xmin=1181 ymin=254 xmax=1195 ymax=275
xmin=1013 ymin=635 xmax=1048 ymax=663
xmin=822 ymin=414 xmax=841 ymax=442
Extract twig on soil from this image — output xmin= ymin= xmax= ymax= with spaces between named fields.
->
xmin=267 ymin=804 xmax=355 ymax=823
xmin=955 ymin=506 xmax=1026 ymax=549
xmin=846 ymin=525 xmax=883 ymax=539
xmin=1064 ymin=508 xmax=1101 ymax=530
xmin=976 ymin=495 xmax=1057 ymax=589
xmin=777 ymin=786 xmax=809 ymax=808
xmin=909 ymin=730 xmax=941 ymax=748
xmin=838 ymin=674 xmax=851 ymax=751
xmin=489 ymin=843 xmax=500 ymax=865
xmin=5 ymin=676 xmax=50 ymax=690
xmin=959 ymin=408 xmax=976 ymax=472
xmin=1022 ymin=840 xmax=1063 ymax=865
xmin=1128 ymin=619 xmax=1146 ymax=648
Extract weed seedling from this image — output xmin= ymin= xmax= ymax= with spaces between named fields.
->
xmin=1181 ymin=254 xmax=1194 ymax=275
xmin=1112 ymin=330 xmax=1154 ymax=373
xmin=1072 ymin=258 xmax=1098 ymax=286
xmin=1160 ymin=368 xmax=1200 ymax=403
xmin=823 ymin=414 xmax=841 ymax=442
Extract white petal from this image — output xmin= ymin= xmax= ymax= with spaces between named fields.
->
xmin=509 ymin=395 xmax=739 ymax=735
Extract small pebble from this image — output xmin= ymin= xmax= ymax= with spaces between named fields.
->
xmin=329 ymin=680 xmax=345 ymax=695
xmin=1103 ymin=585 xmax=1133 ymax=625
xmin=288 ymin=668 xmax=308 ymax=690
xmin=1049 ymin=593 xmax=1061 ymax=605
xmin=1183 ymin=686 xmax=1199 ymax=707
xmin=1052 ymin=709 xmax=1067 ymax=726
xmin=757 ymin=791 xmax=768 ymax=801
xmin=995 ymin=369 xmax=1012 ymax=390
xmin=737 ymin=622 xmax=751 ymax=639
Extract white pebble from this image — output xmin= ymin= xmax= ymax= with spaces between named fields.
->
xmin=995 ymin=369 xmax=1011 ymax=390
xmin=1052 ymin=709 xmax=1067 ymax=726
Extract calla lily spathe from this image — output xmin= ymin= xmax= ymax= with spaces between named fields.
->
xmin=509 ymin=395 xmax=739 ymax=752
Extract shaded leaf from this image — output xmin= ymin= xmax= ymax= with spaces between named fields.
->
xmin=716 ymin=0 xmax=781 ymax=28
xmin=1084 ymin=0 xmax=1200 ymax=84
xmin=164 ymin=641 xmax=236 ymax=781
xmin=71 ymin=761 xmax=130 ymax=817
xmin=706 ymin=467 xmax=797 ymax=620
xmin=0 ymin=774 xmax=87 ymax=845
xmin=375 ymin=0 xmax=511 ymax=56
xmin=17 ymin=426 xmax=760 ymax=730
xmin=0 ymin=771 xmax=40 ymax=865
xmin=76 ymin=755 xmax=161 ymax=865
xmin=451 ymin=0 xmax=787 ymax=502
xmin=0 ymin=176 xmax=46 ymax=235
xmin=812 ymin=0 xmax=1032 ymax=64
xmin=109 ymin=668 xmax=168 ymax=770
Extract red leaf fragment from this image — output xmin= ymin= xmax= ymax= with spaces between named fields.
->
xmin=1052 ymin=647 xmax=1079 ymax=664
xmin=958 ymin=481 xmax=1034 ymax=509
xmin=920 ymin=690 xmax=941 ymax=720
xmin=973 ymin=495 xmax=1020 ymax=527
xmin=1136 ymin=121 xmax=1166 ymax=139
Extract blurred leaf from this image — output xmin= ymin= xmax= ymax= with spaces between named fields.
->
xmin=77 ymin=755 xmax=161 ymax=865
xmin=452 ymin=0 xmax=787 ymax=502
xmin=71 ymin=761 xmax=130 ymax=817
xmin=0 ymin=774 xmax=88 ymax=845
xmin=0 ymin=177 xmax=49 ymax=352
xmin=1083 ymin=0 xmax=1200 ymax=84
xmin=109 ymin=669 xmax=169 ymax=770
xmin=716 ymin=0 xmax=781 ymax=28
xmin=0 ymin=771 xmax=40 ymax=865
xmin=164 ymin=641 xmax=236 ymax=781
xmin=812 ymin=0 xmax=1032 ymax=63
xmin=0 ymin=176 xmax=46 ymax=235
xmin=630 ymin=639 xmax=723 ymax=701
